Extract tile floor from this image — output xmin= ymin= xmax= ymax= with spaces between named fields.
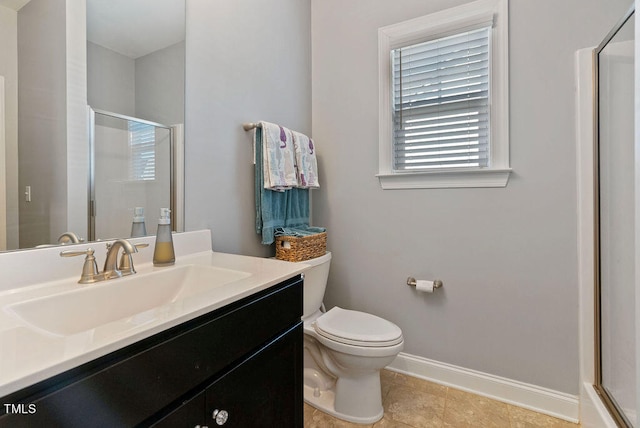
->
xmin=303 ymin=370 xmax=580 ymax=427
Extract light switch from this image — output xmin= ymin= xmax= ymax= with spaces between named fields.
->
xmin=25 ymin=186 xmax=31 ymax=202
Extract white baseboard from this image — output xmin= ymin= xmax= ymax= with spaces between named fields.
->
xmin=387 ymin=352 xmax=579 ymax=423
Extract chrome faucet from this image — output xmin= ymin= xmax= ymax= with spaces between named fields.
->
xmin=60 ymin=239 xmax=143 ymax=284
xmin=57 ymin=231 xmax=83 ymax=244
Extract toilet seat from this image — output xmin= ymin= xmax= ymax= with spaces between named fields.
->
xmin=313 ymin=307 xmax=403 ymax=347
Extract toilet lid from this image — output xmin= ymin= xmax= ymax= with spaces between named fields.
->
xmin=313 ymin=307 xmax=403 ymax=347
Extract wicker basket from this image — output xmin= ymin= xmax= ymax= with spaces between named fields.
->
xmin=275 ymin=232 xmax=327 ymax=262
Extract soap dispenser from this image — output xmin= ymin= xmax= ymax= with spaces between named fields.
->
xmin=153 ymin=208 xmax=175 ymax=266
xmin=130 ymin=207 xmax=147 ymax=238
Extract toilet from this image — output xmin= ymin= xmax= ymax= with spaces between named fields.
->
xmin=298 ymin=252 xmax=403 ymax=424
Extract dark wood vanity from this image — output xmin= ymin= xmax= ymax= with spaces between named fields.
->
xmin=0 ymin=275 xmax=303 ymax=427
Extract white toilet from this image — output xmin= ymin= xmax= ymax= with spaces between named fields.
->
xmin=298 ymin=252 xmax=403 ymax=424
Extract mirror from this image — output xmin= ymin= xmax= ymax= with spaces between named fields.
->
xmin=0 ymin=0 xmax=185 ymax=251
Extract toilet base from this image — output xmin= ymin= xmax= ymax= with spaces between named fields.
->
xmin=303 ymin=380 xmax=384 ymax=425
xmin=304 ymin=368 xmax=384 ymax=424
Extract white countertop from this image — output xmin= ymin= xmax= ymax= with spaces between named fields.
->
xmin=0 ymin=231 xmax=308 ymax=397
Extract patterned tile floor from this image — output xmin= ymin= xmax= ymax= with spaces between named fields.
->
xmin=304 ymin=370 xmax=580 ymax=427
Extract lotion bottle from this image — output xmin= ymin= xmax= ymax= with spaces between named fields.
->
xmin=130 ymin=207 xmax=147 ymax=237
xmin=153 ymin=208 xmax=175 ymax=266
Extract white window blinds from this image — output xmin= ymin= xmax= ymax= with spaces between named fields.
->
xmin=128 ymin=121 xmax=156 ymax=181
xmin=392 ymin=26 xmax=491 ymax=171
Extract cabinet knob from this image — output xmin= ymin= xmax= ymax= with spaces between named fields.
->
xmin=212 ymin=409 xmax=229 ymax=425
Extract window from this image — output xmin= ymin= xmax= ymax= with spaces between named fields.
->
xmin=378 ymin=0 xmax=510 ymax=189
xmin=392 ymin=27 xmax=490 ymax=170
xmin=128 ymin=121 xmax=156 ymax=181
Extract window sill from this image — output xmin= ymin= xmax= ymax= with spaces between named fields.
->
xmin=376 ymin=168 xmax=512 ymax=189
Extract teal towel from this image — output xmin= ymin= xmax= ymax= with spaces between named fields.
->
xmin=274 ymin=226 xmax=326 ymax=237
xmin=255 ymin=127 xmax=310 ymax=244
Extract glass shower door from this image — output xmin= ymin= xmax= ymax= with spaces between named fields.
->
xmin=90 ymin=110 xmax=172 ymax=241
xmin=595 ymin=6 xmax=636 ymax=427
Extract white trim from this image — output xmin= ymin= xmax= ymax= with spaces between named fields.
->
xmin=377 ymin=0 xmax=510 ymax=189
xmin=376 ymin=168 xmax=511 ymax=189
xmin=387 ymin=352 xmax=579 ymax=423
xmin=172 ymin=123 xmax=185 ymax=232
xmin=580 ymin=382 xmax=619 ymax=428
xmin=65 ymin=0 xmax=88 ymax=242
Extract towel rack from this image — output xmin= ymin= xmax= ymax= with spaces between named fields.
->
xmin=243 ymin=122 xmax=261 ymax=131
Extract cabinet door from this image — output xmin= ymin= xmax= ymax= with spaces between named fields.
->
xmin=205 ymin=324 xmax=302 ymax=427
xmin=151 ymin=391 xmax=205 ymax=428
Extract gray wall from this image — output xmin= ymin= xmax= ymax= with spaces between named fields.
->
xmin=184 ymin=0 xmax=311 ymax=257
xmin=88 ymin=40 xmax=185 ymax=127
xmin=182 ymin=0 xmax=630 ymax=396
xmin=17 ymin=0 xmax=68 ymax=248
xmin=0 ymin=5 xmax=18 ymax=249
xmin=311 ymin=0 xmax=630 ymax=395
xmin=16 ymin=0 xmax=86 ymax=249
xmin=87 ymin=41 xmax=135 ymax=116
xmin=135 ymin=41 xmax=185 ymax=126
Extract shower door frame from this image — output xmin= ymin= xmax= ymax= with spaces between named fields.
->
xmin=88 ymin=107 xmax=177 ymax=241
xmin=593 ymin=3 xmax=636 ymax=427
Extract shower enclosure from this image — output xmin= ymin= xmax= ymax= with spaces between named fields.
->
xmin=88 ymin=109 xmax=176 ymax=242
xmin=594 ymin=4 xmax=636 ymax=427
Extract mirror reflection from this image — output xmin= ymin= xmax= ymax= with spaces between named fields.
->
xmin=0 ymin=0 xmax=185 ymax=252
xmin=87 ymin=0 xmax=185 ymax=243
xmin=89 ymin=109 xmax=177 ymax=242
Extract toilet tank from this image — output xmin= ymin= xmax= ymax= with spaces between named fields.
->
xmin=299 ymin=252 xmax=332 ymax=319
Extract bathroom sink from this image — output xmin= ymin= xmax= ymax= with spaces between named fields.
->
xmin=5 ymin=264 xmax=251 ymax=337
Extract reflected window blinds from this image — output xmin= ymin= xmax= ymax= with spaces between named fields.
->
xmin=128 ymin=121 xmax=156 ymax=181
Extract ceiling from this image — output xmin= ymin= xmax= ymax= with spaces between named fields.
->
xmin=0 ymin=0 xmax=185 ymax=59
xmin=0 ymin=0 xmax=30 ymax=10
xmin=87 ymin=0 xmax=185 ymax=59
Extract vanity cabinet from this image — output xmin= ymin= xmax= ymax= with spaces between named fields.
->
xmin=154 ymin=324 xmax=300 ymax=427
xmin=0 ymin=275 xmax=303 ymax=427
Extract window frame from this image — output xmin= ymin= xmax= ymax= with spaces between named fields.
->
xmin=377 ymin=0 xmax=510 ymax=189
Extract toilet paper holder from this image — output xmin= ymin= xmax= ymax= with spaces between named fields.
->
xmin=407 ymin=277 xmax=443 ymax=289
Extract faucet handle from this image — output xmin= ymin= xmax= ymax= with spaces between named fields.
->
xmin=60 ymin=248 xmax=101 ymax=284
xmin=119 ymin=243 xmax=149 ymax=276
